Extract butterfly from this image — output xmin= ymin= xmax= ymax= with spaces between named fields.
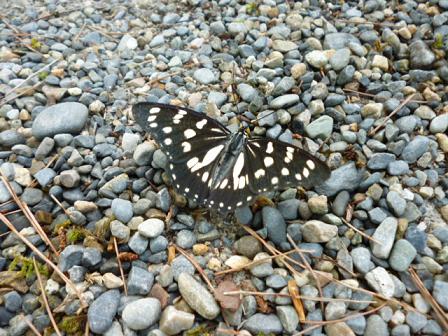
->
xmin=133 ymin=102 xmax=330 ymax=213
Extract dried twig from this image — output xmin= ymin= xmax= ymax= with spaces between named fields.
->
xmin=174 ymin=244 xmax=215 ymax=294
xmin=33 ymin=257 xmax=62 ymax=336
xmin=0 ymin=213 xmax=86 ymax=307
xmin=0 ymin=174 xmax=58 ymax=256
xmin=343 ymin=89 xmax=425 ymax=103
xmin=409 ymin=267 xmax=448 ymax=331
xmin=369 ymin=93 xmax=416 ymax=136
xmin=50 ymin=194 xmax=71 ymax=217
xmin=341 ymin=218 xmax=382 ymax=245
xmin=113 ymin=237 xmax=128 ymax=296
xmin=288 ymin=234 xmax=325 ymax=312
xmin=293 ymin=303 xmax=387 ymax=335
xmin=288 ymin=280 xmax=306 ymax=322
xmin=22 ymin=315 xmax=43 ymax=336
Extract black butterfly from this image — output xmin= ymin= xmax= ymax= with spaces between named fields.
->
xmin=133 ymin=103 xmax=330 ymax=213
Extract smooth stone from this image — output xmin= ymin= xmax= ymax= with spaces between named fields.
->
xmin=401 ymin=136 xmax=430 ymax=163
xmin=365 ymin=267 xmax=395 ymax=298
xmin=305 ymin=115 xmax=333 ymax=139
xmin=244 ymin=313 xmax=283 ymax=335
xmin=433 ymin=280 xmax=448 ymax=310
xmin=178 ymin=273 xmax=220 ymax=319
xmin=111 ymin=199 xmax=133 ymax=223
xmin=122 ymin=298 xmax=161 ymax=330
xmin=370 ymin=217 xmax=398 ymax=259
xmin=315 ymin=162 xmax=363 ymax=197
xmin=276 ymin=306 xmax=299 ymax=333
xmin=138 ymin=218 xmax=165 ymax=238
xmin=301 ymin=220 xmax=338 ymax=243
xmin=389 ymin=239 xmax=417 ymax=272
xmin=262 ymin=206 xmax=286 ymax=245
xmin=58 ymin=245 xmax=85 ymax=272
xmin=88 ymin=289 xmax=121 ymax=334
xmin=364 ymin=315 xmax=389 ymax=336
xmin=127 ymin=266 xmax=154 ymax=295
xmin=32 ymin=102 xmax=88 ymax=139
xmin=159 ymin=306 xmax=195 ymax=335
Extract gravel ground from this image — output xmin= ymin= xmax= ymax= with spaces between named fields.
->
xmin=0 ymin=0 xmax=448 ymax=335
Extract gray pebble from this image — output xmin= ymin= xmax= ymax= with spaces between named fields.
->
xmin=122 ymin=298 xmax=161 ymax=330
xmin=88 ymin=289 xmax=121 ymax=334
xmin=111 ymin=198 xmax=133 ymax=223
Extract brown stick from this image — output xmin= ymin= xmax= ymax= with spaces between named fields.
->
xmin=33 ymin=258 xmax=62 ymax=336
xmin=174 ymin=244 xmax=215 ymax=294
xmin=113 ymin=237 xmax=128 ymax=296
xmin=22 ymin=315 xmax=43 ymax=336
xmin=369 ymin=93 xmax=416 ymax=136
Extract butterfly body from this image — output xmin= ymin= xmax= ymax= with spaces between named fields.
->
xmin=133 ymin=102 xmax=330 ymax=213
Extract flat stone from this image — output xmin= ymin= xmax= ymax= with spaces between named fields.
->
xmin=389 ymin=239 xmax=417 ymax=272
xmin=178 ymin=273 xmax=220 ymax=319
xmin=88 ymin=289 xmax=121 ymax=334
xmin=122 ymin=298 xmax=161 ymax=330
xmin=365 ymin=267 xmax=395 ymax=298
xmin=244 ymin=313 xmax=283 ymax=335
xmin=32 ymin=102 xmax=88 ymax=139
xmin=160 ymin=306 xmax=195 ymax=335
xmin=370 ymin=217 xmax=398 ymax=259
xmin=302 ymin=220 xmax=338 ymax=243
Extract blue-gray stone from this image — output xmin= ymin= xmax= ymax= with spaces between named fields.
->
xmin=387 ymin=161 xmax=410 ymax=175
xmin=32 ymin=102 xmax=89 ymax=139
xmin=262 ymin=207 xmax=286 ymax=246
xmin=127 ymin=266 xmax=154 ymax=295
xmin=401 ymin=136 xmax=430 ymax=163
xmin=88 ymin=289 xmax=121 ymax=333
xmin=433 ymin=280 xmax=448 ymax=310
xmin=367 ymin=153 xmax=396 ymax=170
xmin=4 ymin=291 xmax=22 ymax=312
xmin=389 ymin=239 xmax=417 ymax=272
xmin=0 ymin=130 xmax=25 ymax=146
xmin=111 ymin=198 xmax=133 ymax=223
xmin=406 ymin=311 xmax=427 ymax=333
xmin=58 ymin=245 xmax=85 ymax=272
xmin=315 ymin=162 xmax=364 ymax=197
xmin=244 ymin=314 xmax=283 ymax=334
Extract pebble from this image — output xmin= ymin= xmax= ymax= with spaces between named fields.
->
xmin=364 ymin=315 xmax=389 ymax=336
xmin=301 ymin=220 xmax=338 ymax=243
xmin=389 ymin=239 xmax=417 ymax=272
xmin=177 ymin=273 xmax=220 ymax=320
xmin=365 ymin=267 xmax=395 ymax=298
xmin=127 ymin=266 xmax=154 ymax=295
xmin=370 ymin=217 xmax=398 ymax=259
xmin=305 ymin=115 xmax=333 ymax=139
xmin=276 ymin=306 xmax=299 ymax=333
xmin=159 ymin=306 xmax=195 ymax=335
xmin=122 ymin=298 xmax=161 ymax=330
xmin=315 ymin=163 xmax=363 ymax=197
xmin=111 ymin=199 xmax=133 ymax=223
xmin=138 ymin=218 xmax=165 ymax=238
xmin=32 ymin=102 xmax=89 ymax=139
xmin=262 ymin=206 xmax=286 ymax=246
xmin=88 ymin=289 xmax=121 ymax=334
xmin=244 ymin=314 xmax=283 ymax=335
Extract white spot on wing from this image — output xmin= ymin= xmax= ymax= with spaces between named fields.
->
xmin=185 ymin=187 xmax=190 ymax=192
xmin=281 ymin=168 xmax=289 ymax=176
xmin=147 ymin=115 xmax=157 ymax=122
xmin=255 ymin=169 xmax=265 ymax=179
xmin=220 ymin=179 xmax=228 ymax=189
xmin=303 ymin=167 xmax=309 ymax=178
xmin=264 ymin=156 xmax=274 ymax=167
xmin=295 ymin=173 xmax=302 ymax=180
xmin=178 ymin=109 xmax=187 ymax=115
xmin=150 ymin=107 xmax=160 ymax=114
xmin=150 ymin=122 xmax=157 ymax=128
xmin=163 ymin=126 xmax=172 ymax=134
xmin=238 ymin=176 xmax=245 ymax=189
xmin=287 ymin=147 xmax=294 ymax=153
xmin=233 ymin=152 xmax=245 ymax=190
xmin=271 ymin=177 xmax=278 ymax=184
xmin=202 ymin=172 xmax=209 ymax=182
xmin=191 ymin=144 xmax=224 ymax=172
xmin=196 ymin=119 xmax=207 ymax=129
xmin=246 ymin=196 xmax=252 ymax=201
xmin=182 ymin=142 xmax=191 ymax=153
xmin=266 ymin=142 xmax=273 ymax=154
xmin=307 ymin=160 xmax=315 ymax=170
xmin=187 ymin=157 xmax=199 ymax=169
xmin=236 ymin=201 xmax=243 ymax=207
xmin=164 ymin=138 xmax=172 ymax=145
xmin=184 ymin=129 xmax=196 ymax=139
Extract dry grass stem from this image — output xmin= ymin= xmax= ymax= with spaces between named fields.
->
xmin=0 ymin=174 xmax=58 ymax=256
xmin=113 ymin=237 xmax=128 ymax=296
xmin=409 ymin=267 xmax=448 ymax=331
xmin=288 ymin=280 xmax=306 ymax=321
xmin=22 ymin=315 xmax=43 ymax=336
xmin=294 ymin=303 xmax=387 ymax=335
xmin=369 ymin=93 xmax=416 ymax=136
xmin=50 ymin=194 xmax=71 ymax=217
xmin=343 ymin=89 xmax=425 ymax=103
xmin=174 ymin=244 xmax=215 ymax=294
xmin=341 ymin=218 xmax=382 ymax=245
xmin=33 ymin=258 xmax=62 ymax=336
xmin=0 ymin=213 xmax=86 ymax=307
xmin=288 ymin=234 xmax=325 ymax=312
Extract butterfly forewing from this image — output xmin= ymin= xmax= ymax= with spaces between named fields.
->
xmin=133 ymin=102 xmax=230 ymax=204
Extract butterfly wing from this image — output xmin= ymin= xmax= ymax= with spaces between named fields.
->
xmin=206 ymin=137 xmax=331 ymax=213
xmin=132 ymin=102 xmax=230 ymax=203
xmin=245 ymin=138 xmax=330 ymax=191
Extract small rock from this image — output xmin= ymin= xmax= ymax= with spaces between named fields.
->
xmin=370 ymin=217 xmax=397 ymax=259
xmin=178 ymin=273 xmax=220 ymax=319
xmin=389 ymin=239 xmax=417 ymax=272
xmin=159 ymin=306 xmax=195 ymax=335
xmin=122 ymin=298 xmax=161 ymax=330
xmin=138 ymin=218 xmax=165 ymax=238
xmin=88 ymin=290 xmax=121 ymax=334
xmin=305 ymin=115 xmax=333 ymax=139
xmin=244 ymin=313 xmax=283 ymax=335
xmin=365 ymin=267 xmax=395 ymax=298
xmin=301 ymin=220 xmax=338 ymax=243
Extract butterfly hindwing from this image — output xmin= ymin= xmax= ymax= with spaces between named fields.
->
xmin=245 ymin=138 xmax=331 ymax=191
